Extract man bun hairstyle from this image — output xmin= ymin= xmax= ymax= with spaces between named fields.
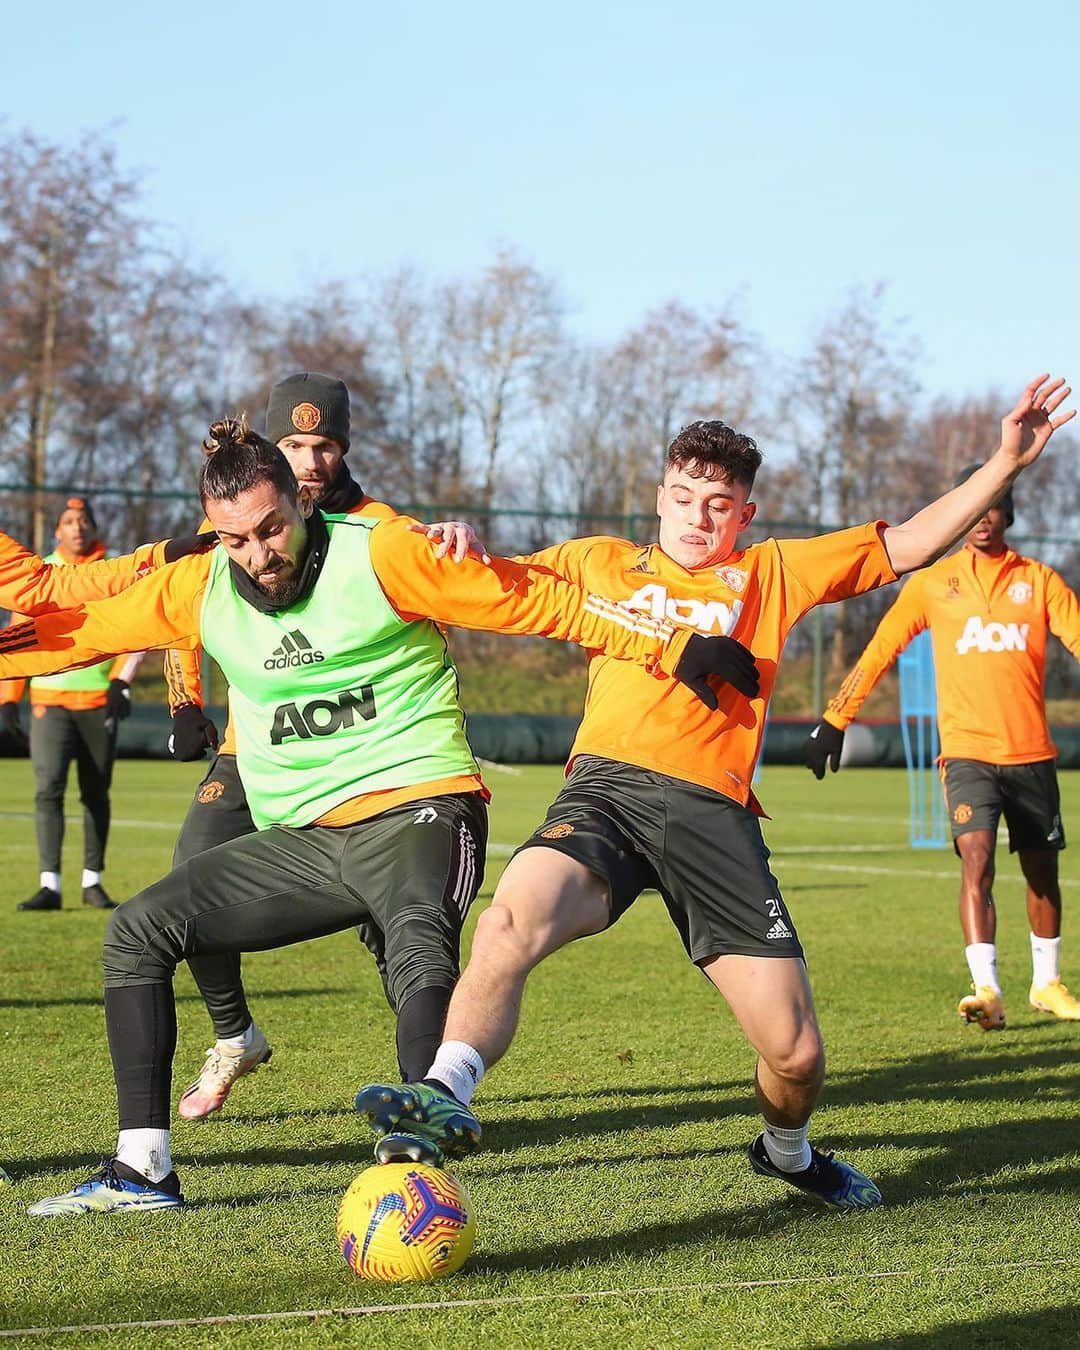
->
xmin=265 ymin=372 xmax=351 ymax=451
xmin=665 ymin=421 xmax=762 ymax=491
xmin=199 ymin=416 xmax=299 ymax=508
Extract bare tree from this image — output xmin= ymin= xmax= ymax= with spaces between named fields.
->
xmin=438 ymin=248 xmax=565 ymax=512
xmin=783 ymin=283 xmax=920 ymax=674
xmin=0 ymin=128 xmax=142 ymax=548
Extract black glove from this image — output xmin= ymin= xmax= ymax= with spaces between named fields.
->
xmin=0 ymin=702 xmax=28 ymax=756
xmin=104 ymin=679 xmax=132 ymax=728
xmin=804 ymin=719 xmax=845 ymax=779
xmin=674 ymin=634 xmax=760 ymax=710
xmin=163 ymin=531 xmax=217 ymax=564
xmin=168 ymin=703 xmax=219 ymax=761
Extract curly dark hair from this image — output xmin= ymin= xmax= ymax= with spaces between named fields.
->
xmin=199 ymin=416 xmax=299 ymax=508
xmin=665 ymin=421 xmax=762 ymax=491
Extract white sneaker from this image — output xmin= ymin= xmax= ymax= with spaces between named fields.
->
xmin=177 ymin=1025 xmax=272 ymax=1120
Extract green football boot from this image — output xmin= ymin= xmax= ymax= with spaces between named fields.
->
xmin=354 ymin=1082 xmax=481 ymax=1167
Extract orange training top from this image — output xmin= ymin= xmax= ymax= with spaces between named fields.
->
xmin=0 ymin=539 xmax=160 ymax=710
xmin=825 ymin=546 xmax=1080 ymax=764
xmin=518 ymin=521 xmax=896 ymax=807
xmin=0 ymin=515 xmax=693 ymax=823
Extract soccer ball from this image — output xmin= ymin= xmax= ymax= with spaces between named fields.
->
xmin=336 ymin=1162 xmax=476 ymax=1282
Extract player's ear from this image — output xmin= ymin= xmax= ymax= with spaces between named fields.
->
xmin=655 ymin=482 xmax=664 ymax=518
xmin=739 ymin=499 xmax=757 ymax=530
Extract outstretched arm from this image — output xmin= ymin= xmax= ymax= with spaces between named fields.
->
xmin=804 ymin=577 xmax=929 ymax=777
xmin=0 ymin=555 xmax=210 ymax=679
xmin=0 ymin=530 xmax=170 ymax=614
xmin=883 ymin=375 xmax=1073 ymax=575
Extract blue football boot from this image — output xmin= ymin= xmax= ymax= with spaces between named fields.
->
xmin=27 ymin=1159 xmax=184 ymax=1217
xmin=748 ymin=1134 xmax=882 ymax=1209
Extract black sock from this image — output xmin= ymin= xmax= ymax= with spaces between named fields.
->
xmin=395 ymin=986 xmax=451 ymax=1082
xmin=105 ymin=984 xmax=177 ymax=1130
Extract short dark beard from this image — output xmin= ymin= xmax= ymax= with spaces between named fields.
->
xmin=253 ymin=566 xmax=304 ymax=607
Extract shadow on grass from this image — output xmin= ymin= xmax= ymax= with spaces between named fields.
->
xmin=0 ymin=986 xmax=353 ymax=1010
xmin=835 ymin=1303 xmax=1080 ymax=1348
xmin=470 ymin=1194 xmax=812 ymax=1274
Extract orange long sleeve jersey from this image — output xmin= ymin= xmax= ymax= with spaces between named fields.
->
xmin=0 ymin=530 xmax=166 ymax=615
xmin=0 ymin=536 xmax=165 ymax=708
xmin=163 ymin=497 xmax=397 ymax=757
xmin=824 ymin=547 xmax=1080 ymax=764
xmin=518 ymin=522 xmax=896 ymax=807
xmin=0 ymin=516 xmax=696 ymax=811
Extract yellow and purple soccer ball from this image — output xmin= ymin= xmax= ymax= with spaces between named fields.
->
xmin=336 ymin=1162 xmax=476 ymax=1282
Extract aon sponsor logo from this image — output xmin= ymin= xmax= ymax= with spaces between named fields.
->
xmin=622 ymin=583 xmax=742 ymax=635
xmin=954 ymin=617 xmax=1030 ymax=655
xmin=270 ymin=686 xmax=376 ymax=745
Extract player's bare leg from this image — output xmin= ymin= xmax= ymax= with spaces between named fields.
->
xmin=955 ymin=829 xmax=1005 ymax=1029
xmin=702 ymin=953 xmax=824 ymax=1127
xmin=441 ymin=849 xmax=609 ymax=1067
xmin=706 ymin=952 xmax=880 ymax=1208
xmin=356 ymin=848 xmax=609 ymax=1162
xmin=1019 ymin=848 xmax=1080 ymax=1019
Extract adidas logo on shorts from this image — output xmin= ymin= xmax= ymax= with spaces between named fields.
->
xmin=765 ymin=918 xmax=793 ymax=940
xmin=264 ymin=630 xmax=325 ymax=670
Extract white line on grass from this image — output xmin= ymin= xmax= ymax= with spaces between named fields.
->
xmin=1 ymin=1257 xmax=1075 ymax=1339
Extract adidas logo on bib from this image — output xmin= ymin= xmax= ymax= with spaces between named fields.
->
xmin=265 ymin=630 xmax=325 ymax=670
xmin=766 ymin=918 xmax=793 ymax=941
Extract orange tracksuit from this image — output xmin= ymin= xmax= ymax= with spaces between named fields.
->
xmin=825 ymin=546 xmax=1080 ymax=763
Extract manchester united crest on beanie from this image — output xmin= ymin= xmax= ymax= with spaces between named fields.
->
xmin=265 ymin=373 xmax=351 ymax=452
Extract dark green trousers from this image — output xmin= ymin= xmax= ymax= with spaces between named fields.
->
xmin=31 ymin=703 xmax=116 ymax=872
xmin=104 ymin=793 xmax=487 ymax=1124
xmin=173 ymin=753 xmax=392 ymax=1037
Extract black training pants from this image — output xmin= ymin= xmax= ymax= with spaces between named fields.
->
xmin=104 ymin=793 xmax=486 ymax=1128
xmin=31 ymin=703 xmax=116 ymax=873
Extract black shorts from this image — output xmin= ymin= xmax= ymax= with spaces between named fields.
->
xmin=941 ymin=757 xmax=1065 ymax=853
xmin=512 ymin=755 xmax=802 ymax=963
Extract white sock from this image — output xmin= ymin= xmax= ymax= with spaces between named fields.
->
xmin=427 ymin=1041 xmax=485 ymax=1106
xmin=82 ymin=869 xmax=102 ymax=889
xmin=965 ymin=942 xmax=1000 ymax=992
xmin=1030 ymin=933 xmax=1061 ymax=988
xmin=40 ymin=871 xmax=60 ymax=893
xmin=116 ymin=1128 xmax=172 ymax=1183
xmin=217 ymin=1021 xmax=255 ymax=1052
xmin=762 ymin=1120 xmax=812 ymax=1172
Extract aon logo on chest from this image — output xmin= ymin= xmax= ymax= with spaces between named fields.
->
xmin=954 ymin=617 xmax=1030 ymax=654
xmin=622 ymin=583 xmax=742 ymax=635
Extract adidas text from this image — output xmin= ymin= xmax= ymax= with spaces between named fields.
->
xmin=265 ymin=630 xmax=325 ymax=670
xmin=766 ymin=919 xmax=793 ymax=940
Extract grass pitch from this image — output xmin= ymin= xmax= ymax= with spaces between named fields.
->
xmin=1 ymin=760 xmax=1078 ymax=1347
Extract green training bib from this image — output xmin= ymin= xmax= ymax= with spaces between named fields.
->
xmin=199 ymin=515 xmax=478 ymax=829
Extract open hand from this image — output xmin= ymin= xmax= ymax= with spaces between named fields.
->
xmin=1000 ymin=374 xmax=1074 ymax=469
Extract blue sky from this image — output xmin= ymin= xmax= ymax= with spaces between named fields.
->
xmin=6 ymin=0 xmax=1078 ymax=400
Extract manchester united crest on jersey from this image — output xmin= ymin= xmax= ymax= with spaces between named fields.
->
xmin=1007 ymin=581 xmax=1033 ymax=605
xmin=715 ymin=565 xmax=747 ymax=593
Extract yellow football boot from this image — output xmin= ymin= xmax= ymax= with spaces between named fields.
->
xmin=1029 ymin=977 xmax=1080 ymax=1020
xmin=957 ymin=984 xmax=1006 ymax=1031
